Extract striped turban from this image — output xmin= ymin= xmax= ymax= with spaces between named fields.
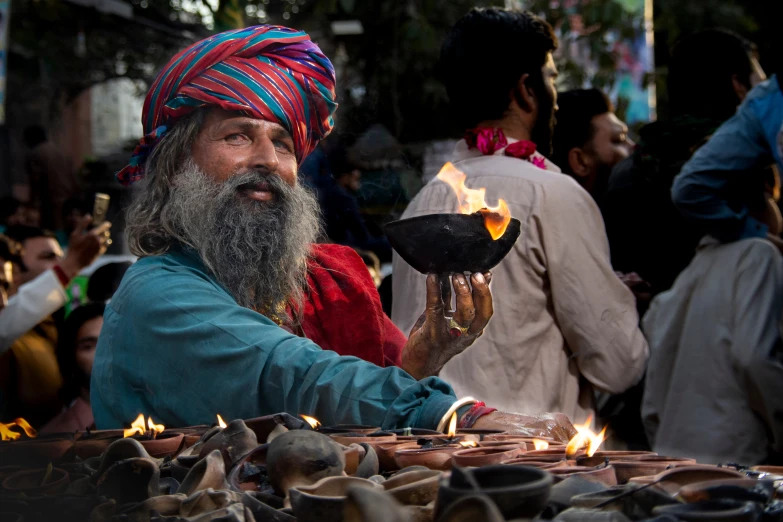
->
xmin=117 ymin=25 xmax=337 ymax=186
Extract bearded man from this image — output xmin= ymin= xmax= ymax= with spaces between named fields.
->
xmin=91 ymin=25 xmax=575 ymax=440
xmin=392 ymin=8 xmax=648 ymax=424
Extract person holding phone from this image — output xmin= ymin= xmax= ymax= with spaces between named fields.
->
xmin=0 ymin=215 xmax=111 ymax=351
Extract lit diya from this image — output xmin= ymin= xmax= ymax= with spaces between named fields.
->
xmin=120 ymin=414 xmax=184 ymax=458
xmin=384 ymin=162 xmax=521 ymax=275
xmin=394 ymin=413 xmax=478 ymax=471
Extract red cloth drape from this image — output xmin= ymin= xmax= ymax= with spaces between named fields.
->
xmin=301 ymin=244 xmax=407 ymax=368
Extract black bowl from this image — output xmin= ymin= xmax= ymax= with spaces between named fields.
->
xmin=383 ymin=213 xmax=521 ymax=274
xmin=435 ymin=465 xmax=552 ymax=520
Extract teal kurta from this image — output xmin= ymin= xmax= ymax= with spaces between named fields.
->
xmin=91 ymin=248 xmax=457 ymax=429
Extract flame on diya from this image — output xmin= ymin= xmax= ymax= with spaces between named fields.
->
xmin=565 ymin=416 xmax=608 ymax=457
xmin=300 ymin=415 xmax=321 ymax=430
xmin=123 ymin=414 xmax=166 ymax=439
xmin=0 ymin=418 xmax=37 ymax=441
xmin=383 ymin=162 xmax=521 ymax=275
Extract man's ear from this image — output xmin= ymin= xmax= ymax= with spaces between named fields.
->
xmin=567 ymin=148 xmax=590 ymax=178
xmin=731 ymin=74 xmax=750 ymax=102
xmin=514 ymin=73 xmax=537 ymax=113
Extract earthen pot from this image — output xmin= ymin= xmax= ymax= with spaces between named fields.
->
xmin=73 ymin=430 xmax=125 ymax=459
xmin=629 ymin=465 xmax=745 ymax=495
xmin=478 ymin=440 xmax=528 ymax=451
xmin=92 ymin=438 xmax=152 ymax=482
xmin=136 ymin=432 xmax=184 ymax=459
xmin=523 ymin=448 xmax=570 ymax=459
xmin=243 ymin=413 xmax=306 ymax=443
xmin=377 ymin=441 xmax=421 ymax=472
xmin=382 ymin=469 xmax=441 ymax=506
xmin=198 ymin=419 xmax=258 ymax=468
xmin=0 ymin=437 xmax=74 ymax=466
xmin=751 ymin=465 xmax=783 ymax=475
xmin=320 ymin=425 xmax=381 ymax=435
xmin=451 ymin=446 xmax=524 ymax=468
xmin=226 ymin=444 xmax=269 ymax=492
xmin=677 ymin=479 xmax=776 ymax=504
xmin=502 ymin=454 xmax=567 ymax=464
xmin=501 ymin=458 xmax=565 ymax=470
xmin=266 ymin=430 xmax=346 ymax=498
xmin=547 ymin=465 xmax=618 ymax=486
xmin=330 ymin=432 xmax=397 ymax=449
xmin=436 ymin=494 xmax=505 ymax=522
xmin=289 ymin=476 xmax=384 ymax=522
xmin=610 ymin=456 xmax=697 ymax=484
xmin=343 ymin=444 xmax=363 ymax=476
xmin=394 ymin=446 xmax=462 ymax=471
xmin=344 ymin=483 xmax=410 ymax=522
xmin=652 ymin=500 xmax=762 ymax=521
xmin=576 ymin=451 xmax=658 ymax=467
xmin=2 ymin=467 xmax=70 ymax=495
xmin=435 ymin=465 xmax=552 ymax=520
xmin=383 ymin=213 xmax=522 ymax=274
xmin=355 ymin=443 xmax=379 ymax=479
xmin=177 ymin=449 xmax=230 ymax=495
xmin=96 ymin=457 xmax=160 ymax=504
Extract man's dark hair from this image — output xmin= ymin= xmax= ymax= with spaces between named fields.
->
xmin=4 ymin=225 xmax=57 ymax=244
xmin=23 ymin=125 xmax=47 ymax=148
xmin=0 ymin=197 xmax=21 ymax=225
xmin=552 ymin=89 xmax=613 ymax=174
xmin=440 ymin=8 xmax=558 ymax=130
xmin=0 ymin=234 xmax=23 ymax=266
xmin=668 ymin=29 xmax=756 ymax=121
xmin=57 ymin=303 xmax=105 ymax=403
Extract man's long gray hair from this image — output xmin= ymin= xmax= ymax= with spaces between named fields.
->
xmin=125 ymin=110 xmax=321 ymax=313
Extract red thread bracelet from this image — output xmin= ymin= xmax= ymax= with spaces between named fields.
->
xmin=458 ymin=401 xmax=497 ymax=429
xmin=52 ymin=265 xmax=71 ymax=287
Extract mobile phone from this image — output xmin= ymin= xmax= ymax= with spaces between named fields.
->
xmin=92 ymin=193 xmax=110 ymax=227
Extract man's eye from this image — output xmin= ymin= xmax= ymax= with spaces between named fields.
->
xmin=225 ymin=134 xmax=248 ymax=143
xmin=274 ymin=140 xmax=294 ymax=153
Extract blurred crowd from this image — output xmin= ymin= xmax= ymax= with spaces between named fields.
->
xmin=0 ymin=8 xmax=781 ymax=467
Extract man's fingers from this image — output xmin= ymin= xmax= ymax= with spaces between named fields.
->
xmin=452 ymin=273 xmax=475 ymax=327
xmin=72 ymin=214 xmax=92 ymax=237
xmin=90 ymin=221 xmax=112 ymax=237
xmin=468 ymin=272 xmax=493 ymax=335
xmin=424 ymin=273 xmax=445 ymax=324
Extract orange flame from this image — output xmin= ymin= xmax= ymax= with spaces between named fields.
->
xmin=565 ymin=417 xmax=608 ymax=457
xmin=0 ymin=418 xmax=37 ymax=441
xmin=436 ymin=162 xmax=512 ymax=240
xmin=459 ymin=440 xmax=478 ymax=448
xmin=532 ymin=439 xmax=549 ymax=450
xmin=300 ymin=415 xmax=321 ymax=429
xmin=447 ymin=412 xmax=458 ymax=439
xmin=123 ymin=414 xmax=165 ymax=438
xmin=148 ymin=417 xmax=165 ymax=436
xmin=217 ymin=415 xmax=227 ymax=429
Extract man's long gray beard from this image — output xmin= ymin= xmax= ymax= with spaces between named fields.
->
xmin=166 ymin=160 xmax=321 ymax=315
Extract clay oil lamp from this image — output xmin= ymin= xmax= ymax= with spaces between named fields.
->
xmin=394 ymin=413 xmax=470 ymax=471
xmin=383 ymin=163 xmax=521 ymax=277
xmin=547 ymin=464 xmax=618 ymax=486
xmin=121 ymin=414 xmax=184 ymax=458
xmin=74 ymin=428 xmax=130 ymax=459
xmin=435 ymin=465 xmax=553 ymax=520
xmin=382 ymin=469 xmax=442 ymax=506
xmin=609 ymin=456 xmax=697 ymax=484
xmin=289 ymin=475 xmax=384 ymax=522
xmin=677 ymin=478 xmax=776 ymax=504
xmin=2 ymin=467 xmax=70 ymax=496
xmin=652 ymin=500 xmax=763 ymax=521
xmin=0 ymin=418 xmax=73 ymax=466
xmin=501 ymin=457 xmax=565 ymax=470
xmin=452 ymin=445 xmax=525 ymax=468
xmin=628 ymin=465 xmax=745 ymax=496
xmin=265 ymin=430 xmax=346 ymax=505
xmin=243 ymin=412 xmax=307 ymax=442
xmin=576 ymin=450 xmax=658 ymax=467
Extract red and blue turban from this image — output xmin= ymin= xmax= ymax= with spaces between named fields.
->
xmin=117 ymin=25 xmax=337 ymax=186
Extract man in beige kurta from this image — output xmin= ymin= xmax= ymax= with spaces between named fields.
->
xmin=392 ymin=139 xmax=649 ymax=423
